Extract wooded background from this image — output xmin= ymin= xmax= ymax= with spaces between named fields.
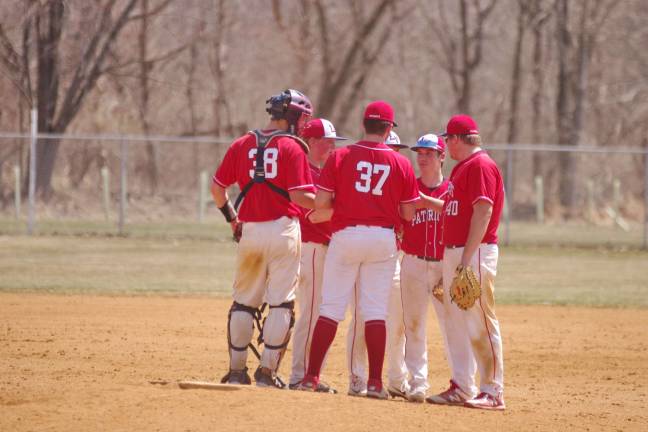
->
xmin=0 ymin=0 xmax=646 ymax=221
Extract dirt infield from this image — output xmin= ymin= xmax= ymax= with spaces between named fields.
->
xmin=1 ymin=293 xmax=646 ymax=431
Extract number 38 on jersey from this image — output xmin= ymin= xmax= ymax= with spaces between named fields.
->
xmin=248 ymin=148 xmax=278 ymax=179
xmin=355 ymin=161 xmax=390 ymax=196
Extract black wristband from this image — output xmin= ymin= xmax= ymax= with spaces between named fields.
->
xmin=219 ymin=200 xmax=237 ymax=223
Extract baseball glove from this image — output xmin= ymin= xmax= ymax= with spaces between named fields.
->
xmin=432 ymin=279 xmax=444 ymax=303
xmin=449 ymin=265 xmax=481 ymax=310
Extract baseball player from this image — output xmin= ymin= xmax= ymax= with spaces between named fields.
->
xmin=426 ymin=114 xmax=506 ymax=410
xmin=211 ymin=89 xmax=316 ymax=388
xmin=398 ymin=134 xmax=450 ymax=402
xmin=297 ymin=101 xmax=420 ymax=400
xmin=345 ymin=130 xmax=408 ymax=397
xmin=288 ymin=118 xmax=347 ymax=393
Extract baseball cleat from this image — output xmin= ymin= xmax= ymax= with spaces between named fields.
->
xmin=315 ymin=381 xmax=338 ymax=394
xmin=295 ymin=375 xmax=319 ymax=392
xmin=347 ymin=386 xmax=367 ymax=397
xmin=407 ymin=390 xmax=426 ymax=403
xmin=253 ymin=366 xmax=286 ymax=389
xmin=387 ymin=382 xmax=410 ymax=400
xmin=347 ymin=374 xmax=367 ymax=397
xmin=220 ymin=367 xmax=252 ymax=385
xmin=289 ymin=379 xmax=337 ymax=394
xmin=464 ymin=392 xmax=506 ymax=411
xmin=426 ymin=380 xmax=469 ymax=406
xmin=366 ymin=380 xmax=389 ymax=400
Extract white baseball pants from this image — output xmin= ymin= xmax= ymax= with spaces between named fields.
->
xmin=399 ymin=254 xmax=448 ymax=394
xmin=319 ymin=226 xmax=397 ymax=322
xmin=229 ymin=216 xmax=300 ymax=372
xmin=346 ymin=258 xmax=403 ymax=390
xmin=443 ymin=244 xmax=504 ymax=398
xmin=290 ymin=241 xmax=327 ymax=385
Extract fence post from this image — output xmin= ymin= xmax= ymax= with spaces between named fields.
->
xmin=504 ymin=146 xmax=513 ymax=246
xmin=198 ymin=170 xmax=208 ymax=223
xmin=14 ymin=165 xmax=21 ymax=219
xmin=586 ymin=179 xmax=595 ymax=223
xmin=534 ymin=176 xmax=544 ymax=224
xmin=612 ymin=178 xmax=621 ymax=216
xmin=27 ymin=109 xmax=37 ymax=235
xmin=119 ymin=141 xmax=128 ymax=235
xmin=101 ymin=166 xmax=110 ymax=222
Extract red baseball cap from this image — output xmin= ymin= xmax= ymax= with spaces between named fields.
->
xmin=301 ymin=118 xmax=348 ymax=140
xmin=441 ymin=114 xmax=479 ymax=136
xmin=363 ymin=100 xmax=398 ymax=127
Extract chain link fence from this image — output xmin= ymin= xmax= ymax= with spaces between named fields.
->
xmin=1 ymin=128 xmax=647 ymax=249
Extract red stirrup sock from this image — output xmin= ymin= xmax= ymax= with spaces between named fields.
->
xmin=365 ymin=319 xmax=387 ymax=382
xmin=306 ymin=316 xmax=338 ymax=377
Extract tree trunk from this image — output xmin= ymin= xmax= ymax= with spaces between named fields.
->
xmin=506 ymin=2 xmax=527 ymax=206
xmin=34 ymin=0 xmax=64 ymax=199
xmin=138 ymin=0 xmax=159 ymax=194
xmin=531 ymin=18 xmax=545 ymax=180
xmin=186 ymin=42 xmax=199 ymax=178
xmin=507 ymin=3 xmax=526 ymax=145
xmin=555 ymin=0 xmax=575 ymax=215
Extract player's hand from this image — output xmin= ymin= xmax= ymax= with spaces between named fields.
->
xmin=230 ymin=220 xmax=242 ymax=243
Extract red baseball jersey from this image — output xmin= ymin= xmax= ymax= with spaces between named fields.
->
xmin=318 ymin=141 xmax=420 ymax=233
xmin=401 ymin=178 xmax=449 ymax=259
xmin=299 ymin=163 xmax=332 ymax=244
xmin=213 ymin=131 xmax=314 ymax=222
xmin=442 ymin=150 xmax=504 ymax=246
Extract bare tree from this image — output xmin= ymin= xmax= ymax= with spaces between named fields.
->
xmin=210 ymin=0 xmax=235 ymax=137
xmin=422 ymin=0 xmax=499 ymax=113
xmin=554 ymin=0 xmax=617 ymax=217
xmin=529 ymin=0 xmax=553 ymax=180
xmin=0 ymin=0 xmax=192 ymax=198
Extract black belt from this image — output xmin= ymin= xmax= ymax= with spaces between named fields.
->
xmin=445 ymin=242 xmax=497 ymax=249
xmin=349 ymin=224 xmax=394 ymax=230
xmin=416 ymin=255 xmax=440 ymax=262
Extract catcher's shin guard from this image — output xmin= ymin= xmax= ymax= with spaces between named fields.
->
xmin=260 ymin=301 xmax=295 ymax=372
xmin=225 ymin=302 xmax=261 ymax=372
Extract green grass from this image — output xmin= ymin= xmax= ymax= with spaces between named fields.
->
xmin=1 ymin=232 xmax=647 ymax=307
xmin=0 ymin=217 xmax=226 ymax=240
xmin=0 ymin=234 xmax=236 ymax=295
xmin=495 ymin=245 xmax=648 ymax=307
xmin=500 ymin=221 xmax=645 ymax=249
xmin=1 ymin=217 xmax=644 ymax=249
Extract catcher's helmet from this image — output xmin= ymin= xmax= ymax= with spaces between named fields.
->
xmin=265 ymin=89 xmax=313 ymax=119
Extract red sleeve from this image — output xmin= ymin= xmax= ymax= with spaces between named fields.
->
xmin=466 ymin=161 xmax=498 ymax=206
xmin=317 ymin=151 xmax=338 ymax=193
xmin=399 ymin=158 xmax=420 ymax=203
xmin=283 ymin=140 xmax=315 ymax=191
xmin=213 ymin=140 xmax=239 ymax=188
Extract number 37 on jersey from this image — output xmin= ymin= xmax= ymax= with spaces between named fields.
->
xmin=354 ymin=161 xmax=390 ymax=195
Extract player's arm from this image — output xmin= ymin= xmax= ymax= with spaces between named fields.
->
xmin=211 ymin=183 xmax=237 ymax=221
xmin=211 ymin=183 xmax=241 ymax=241
xmin=315 ymin=190 xmax=334 ymax=210
xmin=461 ymin=200 xmax=493 ymax=267
xmin=416 ymin=192 xmax=444 ymax=212
xmin=289 ymin=190 xmax=316 ymax=209
xmin=399 ymin=202 xmax=417 ymax=222
xmin=308 ymin=208 xmax=333 ymax=223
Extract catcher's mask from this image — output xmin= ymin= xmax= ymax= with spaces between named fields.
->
xmin=265 ymin=89 xmax=313 ymax=134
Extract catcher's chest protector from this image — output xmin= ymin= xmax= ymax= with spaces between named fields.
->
xmin=234 ymin=129 xmax=308 ymax=210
